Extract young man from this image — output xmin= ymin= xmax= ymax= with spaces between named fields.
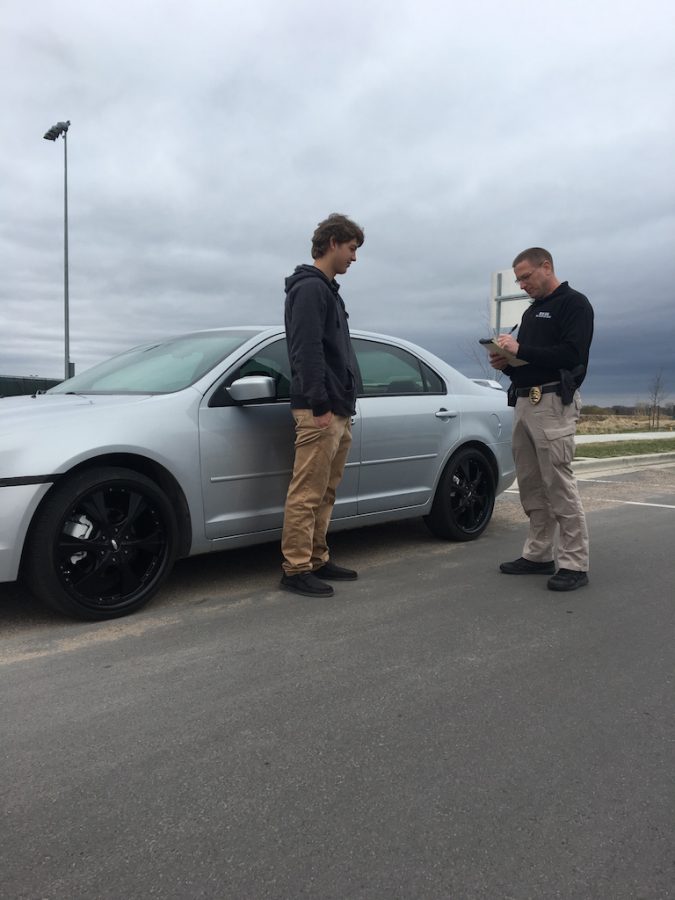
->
xmin=490 ymin=248 xmax=594 ymax=591
xmin=280 ymin=214 xmax=364 ymax=598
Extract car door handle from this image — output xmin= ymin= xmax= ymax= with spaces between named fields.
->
xmin=435 ymin=408 xmax=458 ymax=419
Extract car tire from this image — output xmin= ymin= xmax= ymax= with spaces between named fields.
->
xmin=23 ymin=466 xmax=178 ymax=620
xmin=424 ymin=447 xmax=495 ymax=541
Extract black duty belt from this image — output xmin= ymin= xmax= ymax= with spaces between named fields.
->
xmin=515 ymin=382 xmax=560 ymax=404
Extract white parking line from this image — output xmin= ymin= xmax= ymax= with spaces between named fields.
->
xmin=504 ymin=489 xmax=675 ymax=509
xmin=576 ymin=478 xmax=617 ymax=483
xmin=595 ymin=499 xmax=675 ymax=510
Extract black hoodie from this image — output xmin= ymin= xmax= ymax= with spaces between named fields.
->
xmin=284 ymin=264 xmax=358 ymax=417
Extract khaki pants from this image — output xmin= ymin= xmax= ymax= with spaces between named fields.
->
xmin=281 ymin=410 xmax=352 ymax=576
xmin=512 ymin=390 xmax=589 ymax=571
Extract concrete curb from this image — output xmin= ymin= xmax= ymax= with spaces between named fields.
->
xmin=572 ymin=451 xmax=675 ymax=475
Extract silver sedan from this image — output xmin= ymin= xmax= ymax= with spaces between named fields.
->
xmin=0 ymin=327 xmax=515 ymax=619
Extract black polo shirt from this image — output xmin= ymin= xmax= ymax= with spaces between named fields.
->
xmin=507 ymin=281 xmax=594 ymax=389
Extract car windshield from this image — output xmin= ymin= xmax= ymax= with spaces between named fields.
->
xmin=49 ymin=331 xmax=259 ymax=394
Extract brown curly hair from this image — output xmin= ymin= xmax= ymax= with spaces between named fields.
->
xmin=311 ymin=213 xmax=365 ymax=259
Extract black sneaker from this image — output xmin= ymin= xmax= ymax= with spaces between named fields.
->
xmin=500 ymin=557 xmax=556 ymax=575
xmin=314 ymin=561 xmax=358 ymax=581
xmin=547 ymin=569 xmax=589 ymax=592
xmin=280 ymin=572 xmax=335 ymax=597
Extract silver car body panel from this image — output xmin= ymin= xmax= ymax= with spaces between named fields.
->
xmin=0 ymin=483 xmax=52 ymax=580
xmin=0 ymin=327 xmax=515 ymax=583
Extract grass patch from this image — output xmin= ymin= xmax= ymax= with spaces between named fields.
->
xmin=577 ymin=416 xmax=675 ymax=435
xmin=575 ymin=438 xmax=675 ymax=458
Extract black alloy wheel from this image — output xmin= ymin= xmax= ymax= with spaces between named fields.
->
xmin=425 ymin=447 xmax=496 ymax=541
xmin=24 ymin=466 xmax=178 ymax=620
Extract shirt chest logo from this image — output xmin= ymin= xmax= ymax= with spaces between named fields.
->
xmin=535 ymin=311 xmax=552 ymax=319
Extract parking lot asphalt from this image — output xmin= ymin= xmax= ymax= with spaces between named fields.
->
xmin=1 ymin=463 xmax=675 ymax=899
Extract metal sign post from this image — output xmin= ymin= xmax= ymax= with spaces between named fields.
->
xmin=490 ymin=269 xmax=531 ymax=333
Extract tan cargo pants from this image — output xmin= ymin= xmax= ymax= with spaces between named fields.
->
xmin=281 ymin=410 xmax=352 ymax=576
xmin=512 ymin=390 xmax=589 ymax=571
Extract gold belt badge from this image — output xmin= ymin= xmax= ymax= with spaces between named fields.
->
xmin=529 ymin=386 xmax=542 ymax=405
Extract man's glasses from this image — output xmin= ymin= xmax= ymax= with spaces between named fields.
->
xmin=514 ymin=264 xmax=542 ymax=285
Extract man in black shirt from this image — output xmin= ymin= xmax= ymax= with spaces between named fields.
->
xmin=490 ymin=247 xmax=594 ymax=591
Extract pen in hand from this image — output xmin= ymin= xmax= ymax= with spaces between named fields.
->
xmin=493 ymin=323 xmax=518 ymax=355
xmin=493 ymin=324 xmax=517 ymax=339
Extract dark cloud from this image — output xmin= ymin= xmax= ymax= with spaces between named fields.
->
xmin=2 ymin=0 xmax=674 ymax=405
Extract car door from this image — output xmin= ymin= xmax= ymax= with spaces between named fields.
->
xmin=353 ymin=337 xmax=459 ymax=514
xmin=199 ymin=337 xmax=361 ymax=540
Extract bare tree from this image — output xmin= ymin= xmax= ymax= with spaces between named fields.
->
xmin=647 ymin=369 xmax=667 ymax=430
xmin=458 ymin=297 xmax=510 ymax=385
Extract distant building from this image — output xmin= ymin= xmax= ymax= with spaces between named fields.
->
xmin=0 ymin=375 xmax=61 ymax=397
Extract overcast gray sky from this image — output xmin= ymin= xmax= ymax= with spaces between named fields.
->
xmin=3 ymin=0 xmax=674 ymax=404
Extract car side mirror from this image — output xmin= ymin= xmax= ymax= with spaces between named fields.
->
xmin=226 ymin=375 xmax=276 ymax=403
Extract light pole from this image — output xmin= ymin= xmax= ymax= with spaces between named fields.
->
xmin=43 ymin=119 xmax=74 ymax=380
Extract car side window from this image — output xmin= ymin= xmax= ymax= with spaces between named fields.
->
xmin=210 ymin=339 xmax=291 ymax=406
xmin=352 ymin=339 xmax=446 ymax=396
xmin=421 ymin=361 xmax=445 ymax=393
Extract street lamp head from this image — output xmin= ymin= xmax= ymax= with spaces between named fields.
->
xmin=43 ymin=120 xmax=71 ymax=141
